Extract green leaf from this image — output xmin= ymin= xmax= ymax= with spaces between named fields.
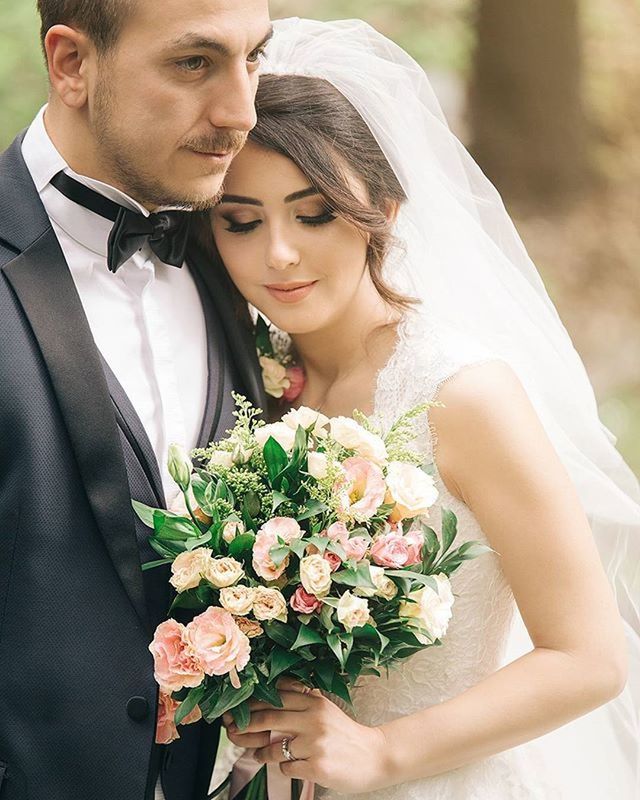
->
xmin=384 ymin=569 xmax=439 ymax=591
xmin=252 ymin=678 xmax=284 ymax=708
xmin=332 ymin=561 xmax=377 ymax=590
xmin=132 ymin=500 xmax=158 ymax=529
xmin=313 ymin=659 xmax=336 ymax=692
xmin=149 ymin=537 xmax=181 ymax=559
xmin=228 ymin=533 xmax=257 ymax=559
xmin=272 ymin=491 xmax=290 ymax=513
xmin=268 ymin=647 xmax=303 ymax=682
xmin=326 ymin=633 xmax=344 ymax=667
xmin=291 ymin=625 xmax=325 ymax=650
xmin=320 ymin=603 xmax=336 ymax=631
xmin=441 ymin=508 xmax=457 ymax=556
xmin=264 ymin=438 xmax=289 ymax=484
xmin=330 ymin=673 xmax=352 ymax=705
xmin=296 ymin=500 xmax=330 ymax=522
xmin=175 ymin=684 xmax=206 ymax=725
xmin=153 ymin=511 xmax=201 ymax=541
xmin=244 ymin=491 xmax=262 ymax=520
xmin=231 ymin=700 xmax=251 ymax=731
xmin=263 ymin=621 xmax=297 ymax=649
xmin=141 ymin=557 xmax=173 ymax=571
xmin=352 ymin=623 xmax=390 ymax=652
xmin=269 ymin=544 xmax=290 ymax=568
xmin=255 ymin=314 xmax=273 ymax=355
xmin=184 ymin=532 xmax=213 ymax=551
xmin=203 ymin=677 xmax=257 ymax=722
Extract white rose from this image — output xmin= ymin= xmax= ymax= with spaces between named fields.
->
xmin=205 ymin=557 xmax=244 ymax=589
xmin=354 ymin=566 xmax=398 ymax=600
xmin=299 ymin=554 xmax=332 ymax=597
xmin=219 ymin=585 xmax=255 ymax=616
xmin=337 ymin=591 xmax=370 ymax=632
xmin=209 ymin=450 xmax=234 ymax=470
xmin=222 ymin=519 xmax=245 ymax=544
xmin=307 ymin=451 xmax=329 ymax=480
xmin=252 ymin=587 xmax=288 ymax=622
xmin=329 ymin=417 xmax=387 ymax=464
xmin=282 ymin=406 xmax=330 ymax=433
xmin=399 ymin=573 xmax=454 ymax=641
xmin=386 ymin=462 xmax=439 ymax=520
xmin=255 ymin=422 xmax=297 ymax=453
xmin=260 ymin=356 xmax=290 ymax=399
xmin=170 ymin=548 xmax=214 ymax=593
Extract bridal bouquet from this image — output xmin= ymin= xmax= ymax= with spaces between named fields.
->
xmin=134 ymin=396 xmax=490 ymax=753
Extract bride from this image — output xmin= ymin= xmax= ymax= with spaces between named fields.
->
xmin=205 ymin=18 xmax=640 ymax=799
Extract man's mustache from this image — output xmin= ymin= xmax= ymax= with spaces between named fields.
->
xmin=181 ymin=130 xmax=248 ymax=156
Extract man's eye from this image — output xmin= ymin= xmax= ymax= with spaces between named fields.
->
xmin=178 ymin=56 xmax=208 ymax=72
xmin=247 ymin=47 xmax=266 ymax=65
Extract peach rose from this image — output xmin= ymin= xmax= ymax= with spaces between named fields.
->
xmin=344 ymin=536 xmax=370 ymax=562
xmin=156 ymin=692 xmax=180 ymax=745
xmin=252 ymin=528 xmax=289 ymax=582
xmin=290 ymin=587 xmax=323 ymax=614
xmin=186 ymin=607 xmax=251 ymax=677
xmin=219 ymin=585 xmax=255 ymax=616
xmin=222 ymin=519 xmax=245 ymax=544
xmin=337 ymin=591 xmax=370 ymax=632
xmin=337 ymin=457 xmax=386 ymax=521
xmin=252 ymin=587 xmax=289 ymax=622
xmin=149 ymin=619 xmax=204 ymax=693
xmin=300 ymin=554 xmax=333 ymax=597
xmin=325 ymin=521 xmax=349 ymax=547
xmin=170 ymin=548 xmax=214 ymax=593
xmin=260 ymin=517 xmax=303 ymax=545
xmin=205 ymin=557 xmax=244 ymax=589
xmin=234 ymin=616 xmax=264 ymax=638
xmin=260 ymin=356 xmax=290 ymax=399
xmin=283 ymin=366 xmax=306 ymax=403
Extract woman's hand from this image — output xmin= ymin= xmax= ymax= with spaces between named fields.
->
xmin=222 ymin=678 xmax=393 ymax=793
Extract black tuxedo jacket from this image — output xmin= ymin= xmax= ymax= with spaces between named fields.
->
xmin=0 ymin=133 xmax=265 ymax=800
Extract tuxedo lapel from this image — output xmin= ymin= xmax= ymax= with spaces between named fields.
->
xmin=0 ymin=142 xmax=149 ymax=631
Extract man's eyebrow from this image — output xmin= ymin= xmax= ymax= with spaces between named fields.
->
xmin=219 ymin=195 xmax=264 ymax=206
xmin=168 ymin=26 xmax=274 ymax=58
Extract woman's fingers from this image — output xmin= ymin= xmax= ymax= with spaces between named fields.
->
xmin=276 ymin=677 xmax=322 ymax=696
xmin=254 ymin=735 xmax=308 ymax=764
xmin=226 ymin=729 xmax=271 ymax=749
xmin=231 ymin=708 xmax=307 ymax=735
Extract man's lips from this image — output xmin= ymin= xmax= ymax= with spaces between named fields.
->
xmin=264 ymin=281 xmax=318 ymax=303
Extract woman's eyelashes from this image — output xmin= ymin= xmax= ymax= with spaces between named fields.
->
xmin=221 ymin=209 xmax=337 ymax=235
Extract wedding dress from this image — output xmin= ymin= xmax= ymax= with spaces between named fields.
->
xmin=316 ymin=310 xmax=637 ymax=800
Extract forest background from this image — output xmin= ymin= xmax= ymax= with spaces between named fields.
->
xmin=1 ymin=0 xmax=638 ymax=474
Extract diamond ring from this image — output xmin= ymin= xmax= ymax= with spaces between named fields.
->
xmin=281 ymin=736 xmax=297 ymax=762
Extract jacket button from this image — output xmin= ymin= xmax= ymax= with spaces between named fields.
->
xmin=127 ymin=696 xmax=150 ymax=721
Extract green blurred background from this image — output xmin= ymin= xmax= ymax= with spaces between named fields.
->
xmin=1 ymin=0 xmax=638 ymax=474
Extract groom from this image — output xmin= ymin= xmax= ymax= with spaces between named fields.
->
xmin=0 ymin=1 xmax=269 ymax=799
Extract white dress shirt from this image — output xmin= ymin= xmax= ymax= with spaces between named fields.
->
xmin=21 ymin=106 xmax=208 ymax=503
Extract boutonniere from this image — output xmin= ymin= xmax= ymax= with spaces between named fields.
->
xmin=255 ymin=315 xmax=305 ymax=402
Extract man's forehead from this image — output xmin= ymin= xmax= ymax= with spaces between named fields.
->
xmin=126 ymin=0 xmax=271 ymax=50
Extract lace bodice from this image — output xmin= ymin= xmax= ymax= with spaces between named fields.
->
xmin=317 ymin=311 xmax=561 ymax=800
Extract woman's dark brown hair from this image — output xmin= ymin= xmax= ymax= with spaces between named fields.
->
xmin=200 ymin=73 xmax=415 ymax=316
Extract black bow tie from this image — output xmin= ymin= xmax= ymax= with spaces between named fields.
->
xmin=50 ymin=171 xmax=192 ymax=274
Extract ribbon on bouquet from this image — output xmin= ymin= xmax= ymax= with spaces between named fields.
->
xmin=230 ymin=732 xmax=315 ymax=800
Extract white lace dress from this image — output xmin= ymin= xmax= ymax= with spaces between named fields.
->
xmin=316 ymin=311 xmax=628 ymax=800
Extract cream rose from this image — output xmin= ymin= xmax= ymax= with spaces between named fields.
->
xmin=329 ymin=417 xmax=388 ymax=465
xmin=399 ymin=573 xmax=454 ymax=641
xmin=222 ymin=519 xmax=245 ymax=544
xmin=282 ymin=406 xmax=330 ymax=433
xmin=252 ymin=587 xmax=289 ymax=622
xmin=355 ymin=566 xmax=398 ymax=600
xmin=170 ymin=548 xmax=214 ymax=593
xmin=307 ymin=451 xmax=329 ymax=480
xmin=205 ymin=557 xmax=244 ymax=589
xmin=299 ymin=554 xmax=333 ymax=597
xmin=337 ymin=591 xmax=370 ymax=632
xmin=219 ymin=585 xmax=255 ymax=616
xmin=255 ymin=422 xmax=297 ymax=453
xmin=209 ymin=450 xmax=234 ymax=470
xmin=260 ymin=356 xmax=290 ymax=399
xmin=386 ymin=462 xmax=439 ymax=521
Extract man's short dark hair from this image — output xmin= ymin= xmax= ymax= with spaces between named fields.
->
xmin=37 ymin=0 xmax=134 ymax=55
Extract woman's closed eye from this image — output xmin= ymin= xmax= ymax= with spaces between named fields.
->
xmin=221 ymin=209 xmax=337 ymax=235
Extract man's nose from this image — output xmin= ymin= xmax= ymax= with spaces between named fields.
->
xmin=207 ymin=62 xmax=258 ymax=133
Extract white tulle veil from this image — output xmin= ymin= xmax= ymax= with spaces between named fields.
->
xmin=262 ymin=16 xmax=640 ymax=795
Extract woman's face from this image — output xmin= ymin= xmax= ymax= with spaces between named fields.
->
xmin=211 ymin=141 xmax=370 ymax=335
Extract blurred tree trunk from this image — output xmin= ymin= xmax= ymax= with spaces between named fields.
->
xmin=469 ymin=0 xmax=588 ymax=208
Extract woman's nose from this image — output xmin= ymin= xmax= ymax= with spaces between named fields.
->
xmin=266 ymin=233 xmax=301 ymax=271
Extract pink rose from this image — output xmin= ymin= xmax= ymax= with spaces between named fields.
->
xmin=283 ymin=366 xmax=305 ymax=402
xmin=323 ymin=551 xmax=342 ymax=572
xmin=149 ymin=619 xmax=204 ymax=694
xmin=337 ymin=457 xmax=386 ymax=521
xmin=344 ymin=535 xmax=369 ymax=562
xmin=186 ymin=607 xmax=251 ymax=678
xmin=260 ymin=517 xmax=302 ymax=545
xmin=156 ymin=692 xmax=180 ymax=745
xmin=405 ymin=529 xmax=424 ymax=566
xmin=290 ymin=587 xmax=323 ymax=614
xmin=370 ymin=532 xmax=411 ymax=568
xmin=326 ymin=521 xmax=349 ymax=547
xmin=252 ymin=530 xmax=289 ymax=581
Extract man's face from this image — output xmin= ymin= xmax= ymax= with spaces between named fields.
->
xmin=88 ymin=0 xmax=271 ymax=209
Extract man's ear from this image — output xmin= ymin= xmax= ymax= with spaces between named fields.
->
xmin=44 ymin=24 xmax=94 ymax=109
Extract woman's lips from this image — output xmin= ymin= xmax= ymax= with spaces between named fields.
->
xmin=264 ymin=281 xmax=318 ymax=303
